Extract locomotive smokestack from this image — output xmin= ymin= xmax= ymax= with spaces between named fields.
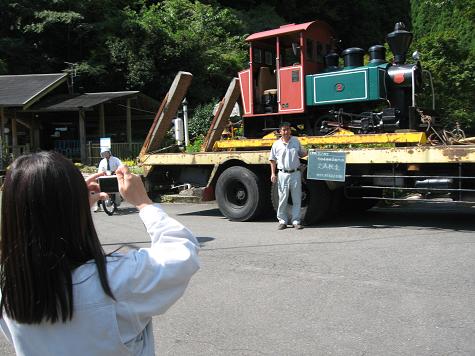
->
xmin=386 ymin=22 xmax=413 ymax=64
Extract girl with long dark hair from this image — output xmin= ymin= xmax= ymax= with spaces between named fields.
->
xmin=0 ymin=151 xmax=200 ymax=355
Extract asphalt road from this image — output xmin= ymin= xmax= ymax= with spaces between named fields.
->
xmin=1 ymin=202 xmax=475 ymax=355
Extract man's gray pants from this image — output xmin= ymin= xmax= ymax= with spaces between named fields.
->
xmin=277 ymin=171 xmax=302 ymax=225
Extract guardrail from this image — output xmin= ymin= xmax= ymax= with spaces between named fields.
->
xmin=0 ymin=142 xmax=143 ymax=167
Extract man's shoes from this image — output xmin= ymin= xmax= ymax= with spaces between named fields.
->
xmin=277 ymin=223 xmax=287 ymax=230
xmin=293 ymin=223 xmax=303 ymax=230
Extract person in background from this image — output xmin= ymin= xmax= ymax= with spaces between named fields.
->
xmin=269 ymin=122 xmax=307 ymax=230
xmin=98 ymin=148 xmax=122 ymax=174
xmin=94 ymin=148 xmax=122 ymax=212
xmin=0 ymin=151 xmax=200 ymax=356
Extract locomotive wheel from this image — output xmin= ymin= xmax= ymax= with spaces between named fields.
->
xmin=216 ymin=166 xmax=266 ymax=221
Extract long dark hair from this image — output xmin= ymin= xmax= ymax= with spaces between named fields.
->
xmin=0 ymin=151 xmax=114 ymax=324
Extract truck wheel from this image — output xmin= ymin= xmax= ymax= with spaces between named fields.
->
xmin=216 ymin=166 xmax=265 ymax=221
xmin=328 ymin=187 xmax=345 ymax=216
xmin=304 ymin=180 xmax=332 ymax=225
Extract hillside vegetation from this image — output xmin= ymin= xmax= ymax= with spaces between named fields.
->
xmin=1 ymin=0 xmax=473 ymax=133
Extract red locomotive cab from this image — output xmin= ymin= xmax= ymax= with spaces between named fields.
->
xmin=238 ymin=20 xmax=335 ymax=118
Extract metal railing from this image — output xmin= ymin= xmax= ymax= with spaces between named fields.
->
xmin=87 ymin=142 xmax=143 ymax=166
xmin=1 ymin=144 xmax=30 ymax=168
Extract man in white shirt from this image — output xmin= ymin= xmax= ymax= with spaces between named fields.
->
xmin=269 ymin=122 xmax=307 ymax=230
xmin=94 ymin=148 xmax=122 ymax=212
xmin=98 ymin=148 xmax=122 ymax=174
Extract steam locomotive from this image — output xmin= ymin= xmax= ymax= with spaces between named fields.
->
xmin=238 ymin=20 xmax=428 ymax=137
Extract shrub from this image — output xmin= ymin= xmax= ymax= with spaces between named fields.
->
xmin=188 ymin=100 xmax=219 ymax=139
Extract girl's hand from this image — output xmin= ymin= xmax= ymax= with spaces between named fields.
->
xmin=115 ymin=165 xmax=152 ymax=210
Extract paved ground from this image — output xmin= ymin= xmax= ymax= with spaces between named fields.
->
xmin=1 ymin=202 xmax=475 ymax=355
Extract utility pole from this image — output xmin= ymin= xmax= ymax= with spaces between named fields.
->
xmin=0 ymin=107 xmax=4 ymax=170
xmin=64 ymin=62 xmax=78 ymax=94
xmin=182 ymin=98 xmax=189 ymax=147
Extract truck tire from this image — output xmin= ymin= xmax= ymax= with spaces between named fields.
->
xmin=328 ymin=187 xmax=345 ymax=216
xmin=304 ymin=180 xmax=332 ymax=225
xmin=215 ymin=166 xmax=266 ymax=221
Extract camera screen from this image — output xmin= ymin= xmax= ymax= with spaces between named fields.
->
xmin=98 ymin=176 xmax=119 ymax=193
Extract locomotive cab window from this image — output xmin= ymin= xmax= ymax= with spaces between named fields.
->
xmin=306 ymin=39 xmax=315 ymax=60
xmin=264 ymin=50 xmax=274 ymax=66
xmin=316 ymin=41 xmax=324 ymax=64
xmin=281 ymin=42 xmax=301 ymax=67
xmin=253 ymin=48 xmax=263 ymax=63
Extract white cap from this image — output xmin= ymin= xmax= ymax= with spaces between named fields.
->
xmin=100 ymin=148 xmax=111 ymax=157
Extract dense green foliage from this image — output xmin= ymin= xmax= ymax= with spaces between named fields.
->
xmin=187 ymin=100 xmax=217 ymax=139
xmin=411 ymin=0 xmax=475 ymax=129
xmin=0 ymin=0 xmax=473 ymax=131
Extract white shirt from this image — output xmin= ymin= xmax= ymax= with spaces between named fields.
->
xmin=269 ymin=136 xmax=305 ymax=171
xmin=98 ymin=156 xmax=122 ymax=173
xmin=0 ymin=204 xmax=200 ymax=356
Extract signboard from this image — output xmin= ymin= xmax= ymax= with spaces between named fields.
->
xmin=100 ymin=137 xmax=111 ymax=151
xmin=307 ymin=150 xmax=346 ymax=182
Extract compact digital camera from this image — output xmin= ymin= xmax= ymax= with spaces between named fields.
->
xmin=98 ymin=176 xmax=119 ymax=193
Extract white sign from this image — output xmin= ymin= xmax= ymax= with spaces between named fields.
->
xmin=100 ymin=137 xmax=111 ymax=151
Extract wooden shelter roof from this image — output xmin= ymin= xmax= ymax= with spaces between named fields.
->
xmin=0 ymin=73 xmax=68 ymax=108
xmin=26 ymin=91 xmax=141 ymax=112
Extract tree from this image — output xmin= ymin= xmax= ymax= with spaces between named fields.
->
xmin=0 ymin=0 xmax=141 ymax=87
xmin=105 ymin=0 xmax=247 ymax=103
xmin=411 ymin=0 xmax=475 ymax=130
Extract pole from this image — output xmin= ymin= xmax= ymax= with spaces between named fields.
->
xmin=182 ymin=98 xmax=189 ymax=147
xmin=78 ymin=108 xmax=86 ymax=163
xmin=0 ymin=107 xmax=4 ymax=170
xmin=126 ymin=98 xmax=132 ymax=150
xmin=11 ymin=114 xmax=18 ymax=159
xmin=99 ymin=103 xmax=105 ymax=137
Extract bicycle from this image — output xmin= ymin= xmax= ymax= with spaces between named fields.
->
xmin=100 ymin=194 xmax=118 ymax=215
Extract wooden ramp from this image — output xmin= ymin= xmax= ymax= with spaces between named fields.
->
xmin=139 ymin=71 xmax=193 ymax=156
xmin=201 ymin=78 xmax=240 ymax=152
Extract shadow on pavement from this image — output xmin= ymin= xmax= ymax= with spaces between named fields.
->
xmin=310 ymin=205 xmax=475 ymax=232
xmin=178 ymin=208 xmax=223 ymax=217
xmin=196 ymin=236 xmax=215 ymax=247
xmin=175 ymin=202 xmax=475 ymax=232
xmin=114 ymin=207 xmax=139 ymax=216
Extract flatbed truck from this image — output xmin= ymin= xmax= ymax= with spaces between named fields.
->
xmin=138 ymin=72 xmax=475 ymax=225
